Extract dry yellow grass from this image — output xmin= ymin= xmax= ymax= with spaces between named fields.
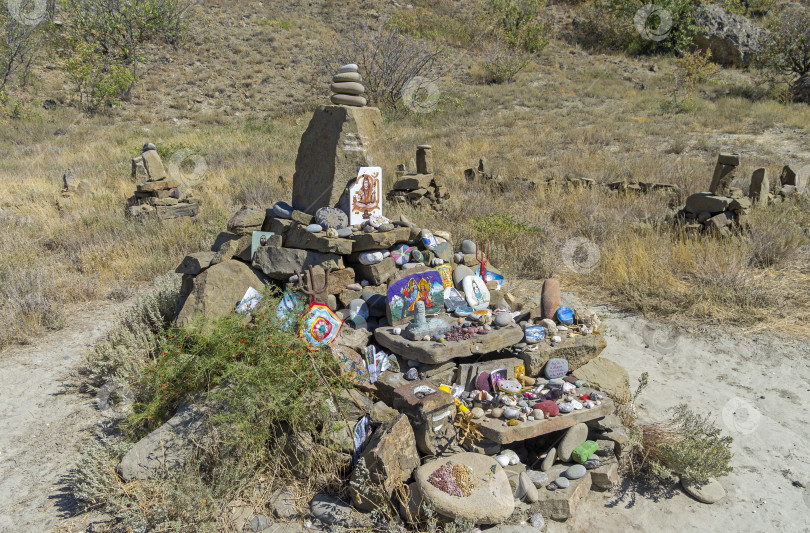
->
xmin=1 ymin=0 xmax=809 ymax=349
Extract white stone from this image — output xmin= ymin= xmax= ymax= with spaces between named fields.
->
xmin=339 ymin=63 xmax=359 ymax=73
xmin=462 ymin=275 xmax=490 ymax=310
xmin=500 ymin=449 xmax=519 ymax=465
xmin=349 ymin=166 xmax=383 ymax=226
xmin=359 ymin=251 xmax=384 ymax=265
xmin=495 ymin=455 xmax=510 ymax=467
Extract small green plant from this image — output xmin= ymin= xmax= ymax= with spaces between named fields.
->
xmin=259 ymin=18 xmax=293 ymax=29
xmin=64 ymin=40 xmax=135 ymax=112
xmin=472 ymin=212 xmax=543 ymax=241
xmin=481 ymin=38 xmax=531 ymax=84
xmin=484 ymin=0 xmax=549 ymax=53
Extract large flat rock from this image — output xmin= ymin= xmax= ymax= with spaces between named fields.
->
xmin=477 ymin=394 xmax=614 ymax=444
xmin=518 ymin=334 xmax=607 ymax=376
xmin=374 ymin=323 xmax=525 ymax=364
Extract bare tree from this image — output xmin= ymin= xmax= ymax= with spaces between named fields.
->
xmin=0 ymin=0 xmax=46 ymax=92
xmin=321 ymin=23 xmax=445 ymax=111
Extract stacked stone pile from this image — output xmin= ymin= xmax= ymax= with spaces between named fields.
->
xmin=115 ymin=67 xmax=660 ymax=530
xmin=387 ymin=144 xmax=449 ymax=210
xmin=59 ymin=168 xmax=92 ymax=199
xmin=127 ymin=143 xmax=199 ymax=220
xmin=330 ymin=63 xmax=367 ymax=107
xmin=678 ymin=153 xmax=808 ymax=234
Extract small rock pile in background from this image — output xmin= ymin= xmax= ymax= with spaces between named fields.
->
xmin=387 ymin=144 xmax=448 ymax=211
xmin=330 ymin=63 xmax=367 ymax=107
xmin=127 ymin=143 xmax=199 ymax=220
xmin=678 ymin=153 xmax=808 ymax=234
xmin=59 ymin=168 xmax=92 ymax=200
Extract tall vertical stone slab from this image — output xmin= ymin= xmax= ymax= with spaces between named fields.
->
xmin=748 ymin=168 xmax=769 ymax=205
xmin=709 ymin=153 xmax=739 ymax=196
xmin=291 ymin=105 xmax=382 ymax=216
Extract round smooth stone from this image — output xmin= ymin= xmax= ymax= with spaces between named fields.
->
xmin=554 ymin=477 xmax=570 ymax=489
xmin=411 ymin=249 xmax=424 ymax=262
xmin=420 ymin=229 xmax=438 ymax=249
xmin=460 ymin=240 xmax=476 ymax=254
xmin=143 ymin=142 xmax=156 ymax=151
xmin=565 ymin=464 xmax=587 ymax=480
xmin=575 ymin=379 xmax=586 ymax=387
xmin=346 ymin=283 xmax=362 ymax=291
xmin=338 ymin=63 xmax=358 ymax=73
xmin=359 ymin=251 xmax=384 ymax=265
xmin=349 ymin=299 xmax=369 ymax=321
xmin=404 ymin=368 xmax=419 ymax=381
xmin=326 ymin=228 xmax=338 ymax=238
xmin=378 ymin=223 xmax=395 ymax=232
xmin=471 ymin=407 xmax=485 ymax=419
xmin=534 ymin=400 xmax=559 ymax=417
xmin=431 ymin=258 xmax=444 ymax=266
xmin=330 ymin=93 xmax=367 ymax=107
xmin=493 ymin=313 xmax=513 ymax=327
xmin=454 ymin=252 xmax=464 ymax=264
xmin=315 ymin=206 xmax=349 ymax=230
xmin=272 ymin=201 xmax=293 ymax=219
xmin=454 ymin=306 xmax=473 ymax=317
xmin=333 ymin=72 xmax=362 ymax=83
xmin=530 ymin=513 xmax=545 ymax=530
xmin=392 ymin=327 xmax=402 ymax=335
xmin=337 ymin=227 xmax=354 ymax=238
xmin=330 ymin=81 xmax=366 ymax=95
xmin=532 ymin=409 xmax=544 ymax=420
xmin=305 ymin=224 xmax=323 ymax=233
xmin=390 ymin=244 xmax=411 ymax=266
xmin=490 ymin=407 xmax=504 ymax=418
xmin=558 ymin=402 xmax=574 ymax=414
xmin=503 ymin=407 xmax=521 ymax=420
xmin=494 ymin=455 xmax=510 ymax=467
xmin=363 ymin=225 xmax=375 ymax=233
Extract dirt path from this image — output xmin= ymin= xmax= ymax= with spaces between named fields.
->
xmin=0 ymin=299 xmax=128 ymax=532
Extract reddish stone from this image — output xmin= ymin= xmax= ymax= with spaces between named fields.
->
xmin=535 ymin=400 xmax=560 ymax=418
xmin=541 ymin=278 xmax=561 ymax=320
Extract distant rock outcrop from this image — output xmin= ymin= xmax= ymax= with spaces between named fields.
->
xmin=692 ymin=4 xmax=768 ymax=67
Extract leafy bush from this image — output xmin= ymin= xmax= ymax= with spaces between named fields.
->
xmin=64 ymin=40 xmax=135 ymax=111
xmin=484 ymin=0 xmax=549 ymax=53
xmin=759 ymin=3 xmax=810 ymax=102
xmin=481 ymin=37 xmax=531 ymax=83
xmin=579 ymin=0 xmax=697 ymax=55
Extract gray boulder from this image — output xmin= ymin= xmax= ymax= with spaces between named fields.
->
xmin=118 ymin=401 xmax=215 ymax=481
xmin=692 ymin=4 xmax=768 ymax=67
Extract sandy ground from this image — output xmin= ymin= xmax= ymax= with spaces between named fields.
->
xmin=0 ymin=299 xmax=125 ymax=533
xmin=548 ymin=295 xmax=810 ymax=533
xmin=1 ymin=291 xmax=808 ymax=532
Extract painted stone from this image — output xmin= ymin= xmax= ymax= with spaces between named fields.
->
xmin=276 ymin=290 xmax=306 ymax=330
xmin=315 ymin=206 xmax=349 ymax=230
xmin=498 ymin=379 xmax=522 ymax=394
xmin=571 ymin=441 xmax=598 ymax=464
xmin=556 ymin=306 xmax=575 ymax=325
xmin=390 ymin=244 xmax=411 ymax=266
xmin=368 ymin=213 xmax=389 ymax=228
xmin=443 ymin=287 xmax=467 ymax=312
xmin=544 ymin=358 xmax=569 ymax=379
xmin=387 ymin=271 xmax=445 ymax=323
xmin=420 ymin=229 xmax=438 ymax=250
xmin=301 ymin=303 xmax=343 ymax=348
xmin=436 ymin=264 xmax=453 ymax=288
xmin=359 ymin=251 xmax=384 ymax=265
xmin=476 ymin=372 xmax=491 ymax=392
xmin=525 ymin=325 xmax=546 ymax=344
xmin=475 ymin=265 xmax=504 ymax=290
xmin=411 ymin=249 xmax=424 ymax=263
xmin=461 ymin=275 xmax=490 ymax=310
xmin=454 ymin=306 xmax=473 ymax=317
xmin=349 ymin=167 xmax=382 ymax=226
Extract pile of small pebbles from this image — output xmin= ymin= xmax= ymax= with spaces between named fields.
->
xmin=427 ymin=464 xmax=476 ymax=497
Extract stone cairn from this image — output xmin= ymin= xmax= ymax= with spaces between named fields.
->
xmin=387 ymin=144 xmax=449 ymax=210
xmin=127 ymin=143 xmax=199 ymax=220
xmin=59 ymin=168 xmax=92 ymax=200
xmin=330 ymin=63 xmax=367 ymax=107
xmin=160 ymin=89 xmax=629 ymax=526
xmin=678 ymin=153 xmax=808 ymax=234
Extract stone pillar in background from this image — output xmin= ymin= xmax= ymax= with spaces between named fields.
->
xmin=709 ymin=153 xmax=739 ymax=196
xmin=291 ymin=105 xmax=382 ymax=216
xmin=779 ymin=165 xmax=796 ymax=186
xmin=748 ymin=168 xmax=769 ymax=205
xmin=416 ymin=144 xmax=433 ymax=175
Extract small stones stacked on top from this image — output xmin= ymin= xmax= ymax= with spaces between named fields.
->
xmin=127 ymin=142 xmax=199 ymax=220
xmin=677 ymin=153 xmax=808 ymax=235
xmin=388 ymin=144 xmax=449 ymax=211
xmin=330 ymin=63 xmax=367 ymax=107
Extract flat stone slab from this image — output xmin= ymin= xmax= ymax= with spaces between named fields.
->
xmin=518 ymin=334 xmax=607 ymax=376
xmin=478 ymin=394 xmax=615 ymax=445
xmin=532 ymin=465 xmax=592 ymax=522
xmin=374 ymin=323 xmax=525 ymax=364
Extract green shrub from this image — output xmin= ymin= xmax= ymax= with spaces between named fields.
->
xmin=64 ymin=40 xmax=135 ymax=112
xmin=481 ymin=38 xmax=531 ymax=83
xmin=484 ymin=0 xmax=549 ymax=53
xmin=759 ymin=3 xmax=810 ymax=102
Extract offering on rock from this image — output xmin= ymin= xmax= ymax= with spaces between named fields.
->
xmin=427 ymin=463 xmax=476 ymax=497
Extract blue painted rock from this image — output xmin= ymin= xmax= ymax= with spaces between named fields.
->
xmin=390 ymin=244 xmax=411 ymax=266
xmin=544 ymin=358 xmax=569 ymax=379
xmin=420 ymin=229 xmax=438 ymax=249
xmin=273 ymin=201 xmax=293 ymax=219
xmin=315 ymin=206 xmax=348 ymax=230
xmin=525 ymin=325 xmax=546 ymax=344
xmin=556 ymin=306 xmax=575 ymax=325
